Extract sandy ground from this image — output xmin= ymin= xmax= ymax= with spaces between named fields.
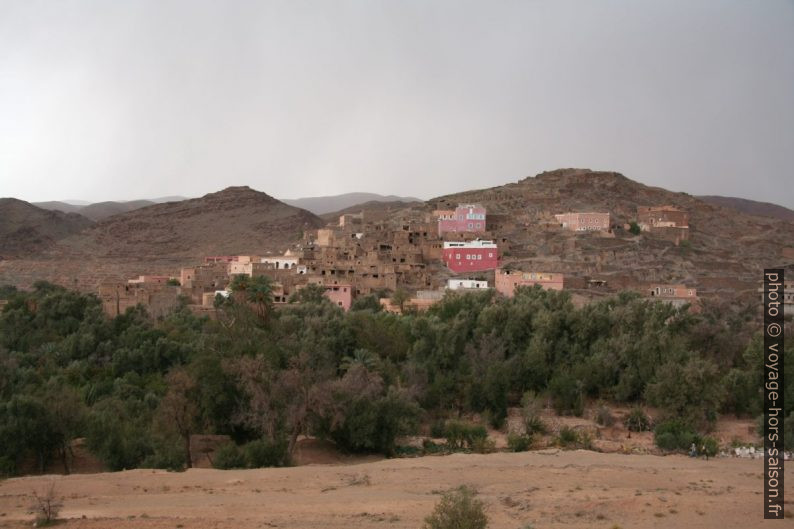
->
xmin=0 ymin=449 xmax=787 ymax=529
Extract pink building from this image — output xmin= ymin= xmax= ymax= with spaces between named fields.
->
xmin=495 ymin=269 xmax=564 ymax=297
xmin=442 ymin=240 xmax=498 ymax=273
xmin=554 ymin=212 xmax=611 ymax=232
xmin=437 ymin=204 xmax=487 ymax=236
xmin=324 ymin=284 xmax=353 ymax=311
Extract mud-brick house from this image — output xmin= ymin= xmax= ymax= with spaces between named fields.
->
xmin=648 ymin=284 xmax=699 ymax=309
xmin=554 ymin=212 xmax=611 ymax=232
xmin=442 ymin=240 xmax=498 ymax=273
xmin=494 ymin=269 xmax=564 ymax=297
xmin=637 ymin=206 xmax=689 ymax=229
xmin=98 ymin=281 xmax=180 ymax=318
xmin=636 ymin=205 xmax=690 ymax=244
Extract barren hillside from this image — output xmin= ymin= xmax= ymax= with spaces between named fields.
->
xmin=48 ymin=186 xmax=323 ymax=260
xmin=0 ymin=199 xmax=93 ymax=257
xmin=429 ymin=168 xmax=794 ymax=300
xmin=698 ymin=195 xmax=794 ymax=222
xmin=0 ymin=187 xmax=324 ymax=290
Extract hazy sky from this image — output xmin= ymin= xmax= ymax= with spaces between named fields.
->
xmin=1 ymin=0 xmax=793 ymax=206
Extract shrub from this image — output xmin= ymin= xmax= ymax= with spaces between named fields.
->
xmin=470 ymin=436 xmax=496 ymax=454
xmin=30 ymin=481 xmax=62 ymax=526
xmin=507 ymin=433 xmax=533 ymax=452
xmin=654 ymin=419 xmax=697 ymax=452
xmin=557 ymin=426 xmax=580 ymax=448
xmin=548 ymin=373 xmax=584 ymax=416
xmin=140 ymin=438 xmax=185 ymax=471
xmin=629 ymin=222 xmax=641 ymax=235
xmin=444 ymin=420 xmax=488 ymax=451
xmin=422 ymin=439 xmax=446 ymax=455
xmin=595 ymin=405 xmax=616 ymax=427
xmin=700 ymin=436 xmax=719 ymax=459
xmin=213 ymin=443 xmax=246 ymax=469
xmin=430 ymin=419 xmax=447 ymax=439
xmin=624 ymin=407 xmax=652 ymax=432
xmin=521 ymin=392 xmax=548 ymax=435
xmin=244 ymin=438 xmax=289 ymax=468
xmin=423 ymin=485 xmax=488 ymax=529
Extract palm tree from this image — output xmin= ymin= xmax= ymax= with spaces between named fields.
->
xmin=230 ymin=274 xmax=273 ymax=321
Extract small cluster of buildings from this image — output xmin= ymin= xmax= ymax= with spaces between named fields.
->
xmin=96 ymin=201 xmax=707 ymax=318
xmin=636 ymin=205 xmax=690 ymax=245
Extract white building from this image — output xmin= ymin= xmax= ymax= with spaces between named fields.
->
xmin=447 ymin=279 xmax=489 ymax=290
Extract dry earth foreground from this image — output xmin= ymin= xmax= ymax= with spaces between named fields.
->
xmin=0 ymin=450 xmax=787 ymax=529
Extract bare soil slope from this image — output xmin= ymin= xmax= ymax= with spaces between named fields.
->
xmin=0 ymin=187 xmax=324 ymax=290
xmin=698 ymin=195 xmax=794 ymax=222
xmin=430 ymin=168 xmax=794 ymax=300
xmin=0 ymin=451 xmax=781 ymax=529
xmin=0 ymin=199 xmax=93 ymax=258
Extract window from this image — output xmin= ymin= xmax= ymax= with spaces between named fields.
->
xmin=456 ymin=253 xmax=461 ymax=259
xmin=488 ymin=253 xmax=493 ymax=258
xmin=468 ymin=223 xmax=473 ymax=229
xmin=465 ymin=254 xmax=470 ymax=260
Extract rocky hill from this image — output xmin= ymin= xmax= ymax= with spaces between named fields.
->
xmin=429 ymin=168 xmax=794 ymax=300
xmin=0 ymin=199 xmax=94 ymax=257
xmin=0 ymin=187 xmax=324 ymax=290
xmin=54 ymin=186 xmax=324 ymax=260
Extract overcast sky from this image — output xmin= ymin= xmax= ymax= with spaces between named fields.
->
xmin=1 ymin=1 xmax=792 ymax=207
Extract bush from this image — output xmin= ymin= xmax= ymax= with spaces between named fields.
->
xmin=140 ymin=438 xmax=185 ymax=471
xmin=470 ymin=436 xmax=496 ymax=454
xmin=244 ymin=438 xmax=289 ymax=468
xmin=430 ymin=419 xmax=447 ymax=439
xmin=423 ymin=485 xmax=488 ymax=529
xmin=624 ymin=407 xmax=652 ymax=432
xmin=507 ymin=433 xmax=532 ymax=452
xmin=521 ymin=392 xmax=548 ymax=435
xmin=557 ymin=426 xmax=580 ymax=448
xmin=30 ymin=481 xmax=62 ymax=526
xmin=548 ymin=373 xmax=584 ymax=416
xmin=700 ymin=436 xmax=719 ymax=459
xmin=654 ymin=419 xmax=697 ymax=452
xmin=213 ymin=443 xmax=246 ymax=469
xmin=444 ymin=420 xmax=488 ymax=451
xmin=594 ymin=405 xmax=616 ymax=427
xmin=629 ymin=222 xmax=641 ymax=235
xmin=422 ymin=439 xmax=447 ymax=455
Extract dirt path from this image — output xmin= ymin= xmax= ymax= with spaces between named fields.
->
xmin=0 ymin=450 xmax=784 ymax=528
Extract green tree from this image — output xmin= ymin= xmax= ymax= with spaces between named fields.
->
xmin=230 ymin=274 xmax=274 ymax=321
xmin=390 ymin=288 xmax=410 ymax=313
xmin=156 ymin=369 xmax=200 ymax=468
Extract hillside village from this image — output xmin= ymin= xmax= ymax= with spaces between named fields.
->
xmin=2 ymin=169 xmax=794 ymax=317
xmin=93 ymin=193 xmax=791 ymax=320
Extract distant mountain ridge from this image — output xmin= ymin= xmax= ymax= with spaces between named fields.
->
xmin=34 ymin=196 xmax=189 ymax=221
xmin=282 ymin=192 xmax=422 ymax=215
xmin=697 ymin=195 xmax=794 ymax=222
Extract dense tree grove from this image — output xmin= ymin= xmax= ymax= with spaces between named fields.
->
xmin=0 ymin=280 xmax=788 ymax=474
